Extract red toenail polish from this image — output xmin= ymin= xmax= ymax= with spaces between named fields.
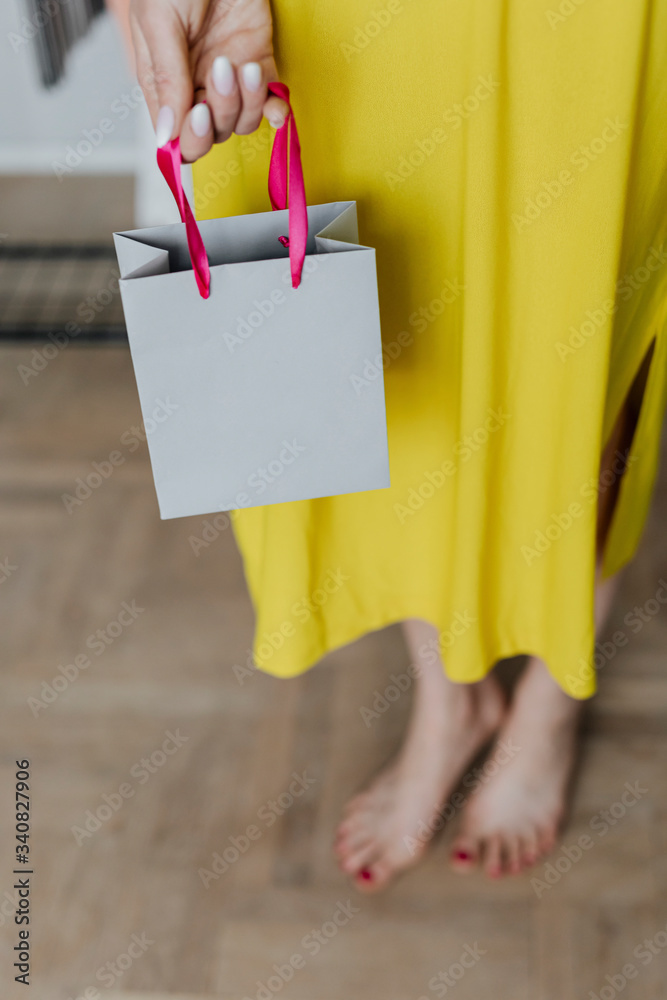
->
xmin=359 ymin=868 xmax=373 ymax=881
xmin=455 ymin=850 xmax=471 ymax=861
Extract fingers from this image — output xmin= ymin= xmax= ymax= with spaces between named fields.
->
xmin=207 ymin=55 xmax=242 ymax=143
xmin=129 ymin=13 xmax=159 ymax=122
xmin=261 ymin=57 xmax=289 ymax=128
xmin=209 ymin=57 xmax=271 ymax=137
xmin=130 ymin=0 xmax=193 ymax=144
xmin=234 ymin=60 xmax=268 ymax=135
xmin=206 ymin=55 xmax=288 ymax=140
xmin=263 ymin=93 xmax=289 ymax=130
xmin=129 ymin=0 xmax=288 ymax=164
xmin=180 ymin=101 xmax=214 ymax=164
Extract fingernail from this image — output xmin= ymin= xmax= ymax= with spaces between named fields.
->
xmin=242 ymin=62 xmax=262 ymax=92
xmin=454 ymin=850 xmax=471 ymax=862
xmin=155 ymin=106 xmax=175 ymax=147
xmin=267 ymin=109 xmax=286 ymax=129
xmin=359 ymin=869 xmax=373 ymax=882
xmin=212 ymin=55 xmax=235 ymax=96
xmin=190 ymin=102 xmax=211 ymax=138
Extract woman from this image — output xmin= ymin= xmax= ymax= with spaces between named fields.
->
xmin=126 ymin=0 xmax=667 ymax=891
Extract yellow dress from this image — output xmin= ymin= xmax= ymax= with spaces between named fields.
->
xmin=193 ymin=0 xmax=667 ymax=699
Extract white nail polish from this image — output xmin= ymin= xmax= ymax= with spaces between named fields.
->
xmin=155 ymin=106 xmax=175 ymax=147
xmin=242 ymin=62 xmax=262 ymax=92
xmin=212 ymin=55 xmax=235 ymax=96
xmin=190 ymin=102 xmax=211 ymax=138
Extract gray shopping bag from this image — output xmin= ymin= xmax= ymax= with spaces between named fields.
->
xmin=113 ymin=199 xmax=390 ymax=519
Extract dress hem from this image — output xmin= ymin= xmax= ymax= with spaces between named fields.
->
xmin=249 ymin=610 xmax=597 ymax=701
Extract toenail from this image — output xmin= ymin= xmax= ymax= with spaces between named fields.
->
xmin=359 ymin=868 xmax=373 ymax=881
xmin=454 ymin=850 xmax=471 ymax=861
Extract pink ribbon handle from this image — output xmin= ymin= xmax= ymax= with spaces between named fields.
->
xmin=267 ymin=82 xmax=308 ymax=289
xmin=157 ymin=137 xmax=211 ymax=298
xmin=155 ymin=82 xmax=307 ymax=297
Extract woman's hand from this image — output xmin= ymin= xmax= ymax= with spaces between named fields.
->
xmin=129 ymin=0 xmax=288 ymax=162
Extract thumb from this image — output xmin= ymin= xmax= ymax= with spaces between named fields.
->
xmin=263 ymin=67 xmax=290 ymax=130
xmin=131 ymin=2 xmax=193 ymax=145
xmin=263 ymin=94 xmax=290 ymax=130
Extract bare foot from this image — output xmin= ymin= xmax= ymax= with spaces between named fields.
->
xmin=335 ymin=619 xmax=506 ymax=892
xmin=450 ymin=656 xmax=583 ymax=877
xmin=449 ymin=562 xmax=622 ymax=878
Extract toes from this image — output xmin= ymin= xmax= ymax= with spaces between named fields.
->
xmin=520 ymin=831 xmax=540 ymax=869
xmin=354 ymin=856 xmax=394 ymax=893
xmin=506 ymin=835 xmax=523 ymax=875
xmin=340 ymin=840 xmax=379 ymax=877
xmin=335 ymin=809 xmax=374 ymax=845
xmin=354 ymin=867 xmax=378 ymax=891
xmin=334 ymin=828 xmax=374 ymax=860
xmin=449 ymin=834 xmax=480 ymax=873
xmin=454 ymin=830 xmax=542 ymax=876
xmin=537 ymin=826 xmax=556 ymax=858
xmin=482 ymin=834 xmax=504 ymax=878
xmin=334 ymin=817 xmax=361 ymax=844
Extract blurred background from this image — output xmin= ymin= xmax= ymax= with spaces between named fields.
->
xmin=0 ymin=0 xmax=183 ymax=347
xmin=0 ymin=3 xmax=666 ymax=999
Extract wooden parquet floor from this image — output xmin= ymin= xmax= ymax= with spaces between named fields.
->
xmin=0 ymin=345 xmax=665 ymax=1000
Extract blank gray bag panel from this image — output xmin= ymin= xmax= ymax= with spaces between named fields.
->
xmin=114 ymin=202 xmax=390 ymax=520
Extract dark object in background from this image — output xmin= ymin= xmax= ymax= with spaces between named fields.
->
xmin=0 ymin=244 xmax=127 ymax=342
xmin=25 ymin=0 xmax=105 ymax=88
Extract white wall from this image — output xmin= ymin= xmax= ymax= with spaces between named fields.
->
xmin=0 ymin=2 xmax=136 ymax=173
xmin=1 ymin=1 xmax=192 ymax=226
